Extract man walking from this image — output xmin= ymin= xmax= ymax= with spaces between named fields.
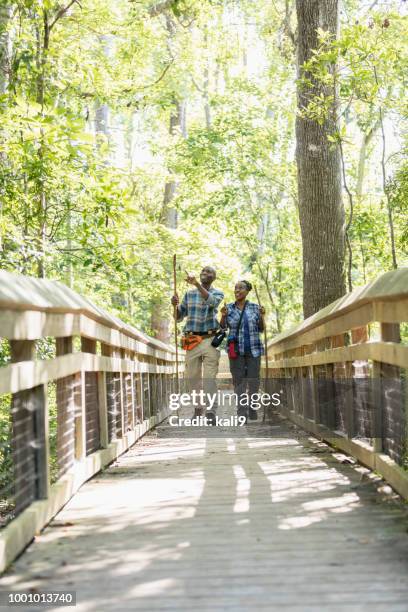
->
xmin=171 ymin=266 xmax=224 ymax=423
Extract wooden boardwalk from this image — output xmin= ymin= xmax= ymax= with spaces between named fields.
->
xmin=1 ymin=406 xmax=408 ymax=611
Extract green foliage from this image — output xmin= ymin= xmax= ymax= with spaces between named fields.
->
xmin=0 ymin=0 xmax=406 ymax=334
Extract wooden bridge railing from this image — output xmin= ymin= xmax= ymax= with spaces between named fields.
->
xmin=0 ymin=271 xmax=183 ymax=571
xmin=262 ymin=268 xmax=408 ymax=499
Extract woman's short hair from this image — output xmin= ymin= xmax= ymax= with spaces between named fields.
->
xmin=240 ymin=280 xmax=252 ymax=292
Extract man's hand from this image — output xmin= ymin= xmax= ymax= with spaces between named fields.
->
xmin=185 ymin=271 xmax=199 ymax=286
xmin=171 ymin=294 xmax=179 ymax=306
xmin=260 ymin=305 xmax=266 ymax=316
xmin=220 ymin=302 xmax=228 ymax=316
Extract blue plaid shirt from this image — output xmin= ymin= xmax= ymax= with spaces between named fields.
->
xmin=225 ymin=301 xmax=264 ymax=358
xmin=178 ymin=287 xmax=224 ymax=332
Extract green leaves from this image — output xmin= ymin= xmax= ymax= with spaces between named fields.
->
xmin=0 ymin=0 xmax=406 ymax=335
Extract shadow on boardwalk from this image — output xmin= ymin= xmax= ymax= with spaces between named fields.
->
xmin=1 ymin=409 xmax=408 ymax=611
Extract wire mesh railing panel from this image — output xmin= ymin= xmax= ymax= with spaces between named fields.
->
xmin=106 ymin=373 xmax=121 ymax=442
xmin=56 ymin=375 xmax=78 ymax=478
xmin=382 ymin=376 xmax=406 ymax=466
xmin=0 ymin=394 xmax=14 ymax=528
xmin=352 ymin=362 xmax=372 ymax=442
xmin=142 ymin=373 xmax=150 ymax=420
xmin=123 ymin=373 xmax=133 ymax=432
xmin=8 ymin=388 xmax=44 ymax=523
xmin=133 ymin=374 xmax=143 ymax=424
xmin=301 ymin=372 xmax=315 ymax=421
xmin=85 ymin=373 xmax=100 ymax=456
xmin=47 ymin=382 xmax=58 ymax=484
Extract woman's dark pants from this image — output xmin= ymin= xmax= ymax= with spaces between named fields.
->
xmin=229 ymin=354 xmax=261 ymax=419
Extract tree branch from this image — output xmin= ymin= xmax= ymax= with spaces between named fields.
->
xmin=138 ymin=59 xmax=174 ymax=89
xmin=340 ymin=139 xmax=354 ymax=292
xmin=374 ymin=65 xmax=398 ymax=269
xmin=148 ymin=0 xmax=175 ymax=18
xmin=123 ymin=60 xmax=174 ymax=104
xmin=190 ymin=74 xmax=204 ymax=94
xmin=283 ymin=0 xmax=296 ymax=47
xmin=49 ymin=0 xmax=80 ymax=32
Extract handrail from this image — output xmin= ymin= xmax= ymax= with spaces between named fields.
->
xmin=262 ymin=267 xmax=408 ymax=501
xmin=0 ymin=271 xmax=183 ymax=572
xmin=269 ymin=268 xmax=408 ymax=349
xmin=0 ymin=270 xmax=173 ymax=354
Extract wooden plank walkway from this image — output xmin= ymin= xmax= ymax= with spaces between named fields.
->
xmin=1 ymin=403 xmax=408 ymax=611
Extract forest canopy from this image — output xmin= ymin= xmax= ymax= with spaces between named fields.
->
xmin=0 ymin=0 xmax=406 ymax=339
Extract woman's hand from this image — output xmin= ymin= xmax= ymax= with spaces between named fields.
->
xmin=220 ymin=303 xmax=228 ymax=317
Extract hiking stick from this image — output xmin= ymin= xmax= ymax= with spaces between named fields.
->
xmin=254 ymin=284 xmax=269 ymax=422
xmin=173 ymin=254 xmax=180 ymax=396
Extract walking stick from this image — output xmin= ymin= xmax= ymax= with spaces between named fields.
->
xmin=173 ymin=254 xmax=180 ymax=396
xmin=254 ymin=285 xmax=269 ymax=422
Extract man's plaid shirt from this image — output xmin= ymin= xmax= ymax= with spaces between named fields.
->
xmin=178 ymin=287 xmax=224 ymax=333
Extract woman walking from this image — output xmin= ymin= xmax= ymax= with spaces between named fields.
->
xmin=220 ymin=280 xmax=265 ymax=423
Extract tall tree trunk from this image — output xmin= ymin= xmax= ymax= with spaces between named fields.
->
xmin=202 ymin=29 xmax=211 ymax=129
xmin=378 ymin=103 xmax=397 ymax=269
xmin=0 ymin=3 xmax=12 ymax=255
xmin=95 ymin=103 xmax=110 ymax=140
xmin=35 ymin=12 xmax=51 ymax=278
xmin=295 ymin=0 xmax=346 ymax=318
xmin=151 ymin=99 xmax=187 ymax=342
xmin=356 ymin=120 xmax=379 ymax=199
xmin=162 ymin=100 xmax=186 ymax=227
xmin=95 ymin=36 xmax=112 ymax=151
xmin=355 ymin=122 xmax=379 ymax=285
xmin=0 ymin=3 xmax=11 ymax=95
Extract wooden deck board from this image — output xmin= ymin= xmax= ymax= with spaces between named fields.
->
xmin=1 ymin=407 xmax=408 ymax=612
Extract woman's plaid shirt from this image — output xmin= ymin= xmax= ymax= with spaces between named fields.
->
xmin=225 ymin=301 xmax=264 ymax=358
